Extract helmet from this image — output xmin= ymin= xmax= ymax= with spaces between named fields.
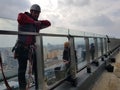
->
xmin=30 ymin=4 xmax=41 ymax=12
xmin=64 ymin=42 xmax=69 ymax=48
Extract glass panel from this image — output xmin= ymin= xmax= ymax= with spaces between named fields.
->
xmin=69 ymin=29 xmax=85 ymax=36
xmin=95 ymin=33 xmax=105 ymax=37
xmin=43 ymin=36 xmax=68 ymax=86
xmin=0 ymin=35 xmax=17 ymax=47
xmin=97 ymin=38 xmax=101 ymax=57
xmin=0 ymin=18 xmax=17 ymax=31
xmin=0 ymin=35 xmax=18 ymax=89
xmin=74 ymin=37 xmax=87 ymax=70
xmin=0 ymin=17 xmax=109 ymax=89
xmin=89 ymin=38 xmax=95 ymax=62
xmin=84 ymin=32 xmax=95 ymax=37
xmin=104 ymin=38 xmax=107 ymax=54
xmin=41 ymin=26 xmax=68 ymax=35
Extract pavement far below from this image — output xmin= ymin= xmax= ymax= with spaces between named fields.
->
xmin=91 ymin=51 xmax=120 ymax=90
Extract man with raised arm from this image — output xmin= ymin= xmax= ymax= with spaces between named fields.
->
xmin=13 ymin=4 xmax=51 ymax=90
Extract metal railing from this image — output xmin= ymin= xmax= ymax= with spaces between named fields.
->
xmin=0 ymin=28 xmax=120 ymax=90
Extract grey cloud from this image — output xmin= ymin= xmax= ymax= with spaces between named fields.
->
xmin=74 ymin=0 xmax=90 ymax=6
xmin=58 ymin=0 xmax=90 ymax=7
xmin=111 ymin=9 xmax=120 ymax=17
xmin=46 ymin=14 xmax=61 ymax=25
xmin=96 ymin=0 xmax=119 ymax=2
xmin=74 ymin=15 xmax=114 ymax=27
xmin=0 ymin=0 xmax=31 ymax=19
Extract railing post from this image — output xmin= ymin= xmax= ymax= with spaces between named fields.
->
xmin=93 ymin=37 xmax=99 ymax=66
xmin=107 ymin=39 xmax=110 ymax=54
xmin=35 ymin=35 xmax=45 ymax=90
xmin=104 ymin=38 xmax=108 ymax=54
xmin=100 ymin=38 xmax=104 ymax=61
xmin=94 ymin=38 xmax=98 ymax=60
xmin=85 ymin=37 xmax=91 ymax=73
xmin=69 ymin=36 xmax=77 ymax=79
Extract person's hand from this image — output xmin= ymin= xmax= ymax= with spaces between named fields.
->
xmin=34 ymin=21 xmax=41 ymax=26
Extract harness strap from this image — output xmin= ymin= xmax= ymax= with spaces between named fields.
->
xmin=0 ymin=53 xmax=12 ymax=90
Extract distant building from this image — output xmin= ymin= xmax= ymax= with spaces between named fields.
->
xmin=47 ymin=50 xmax=62 ymax=59
xmin=44 ymin=44 xmax=63 ymax=61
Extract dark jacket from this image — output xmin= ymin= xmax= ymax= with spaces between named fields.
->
xmin=63 ymin=47 xmax=71 ymax=62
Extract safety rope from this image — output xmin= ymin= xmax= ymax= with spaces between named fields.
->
xmin=26 ymin=45 xmax=35 ymax=90
xmin=0 ymin=53 xmax=12 ymax=90
xmin=26 ymin=61 xmax=34 ymax=90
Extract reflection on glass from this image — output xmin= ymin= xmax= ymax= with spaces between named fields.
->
xmin=69 ymin=29 xmax=85 ymax=36
xmin=0 ymin=35 xmax=17 ymax=47
xmin=97 ymin=38 xmax=101 ymax=57
xmin=103 ymin=39 xmax=106 ymax=54
xmin=40 ymin=26 xmax=68 ymax=35
xmin=0 ymin=35 xmax=18 ymax=86
xmin=84 ymin=32 xmax=95 ymax=37
xmin=0 ymin=18 xmax=17 ymax=31
xmin=89 ymin=38 xmax=95 ymax=61
xmin=43 ymin=36 xmax=68 ymax=86
xmin=74 ymin=38 xmax=87 ymax=70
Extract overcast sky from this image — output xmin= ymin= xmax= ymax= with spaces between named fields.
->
xmin=0 ymin=0 xmax=120 ymax=38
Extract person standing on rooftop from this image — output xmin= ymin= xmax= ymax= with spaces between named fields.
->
xmin=13 ymin=4 xmax=51 ymax=90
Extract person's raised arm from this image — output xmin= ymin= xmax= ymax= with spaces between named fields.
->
xmin=34 ymin=20 xmax=51 ymax=30
xmin=17 ymin=13 xmax=34 ymax=25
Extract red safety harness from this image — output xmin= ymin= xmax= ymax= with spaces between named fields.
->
xmin=0 ymin=53 xmax=12 ymax=90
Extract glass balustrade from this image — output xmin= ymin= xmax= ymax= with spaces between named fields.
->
xmin=0 ymin=17 xmax=120 ymax=89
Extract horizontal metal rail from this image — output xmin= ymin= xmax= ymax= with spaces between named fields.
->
xmin=0 ymin=30 xmax=106 ymax=38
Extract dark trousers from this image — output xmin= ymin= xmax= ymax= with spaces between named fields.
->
xmin=17 ymin=46 xmax=29 ymax=89
xmin=17 ymin=46 xmax=38 ymax=89
xmin=65 ymin=63 xmax=70 ymax=77
xmin=18 ymin=56 xmax=27 ymax=89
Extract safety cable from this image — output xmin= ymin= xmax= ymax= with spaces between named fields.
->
xmin=0 ymin=53 xmax=12 ymax=90
xmin=26 ymin=45 xmax=35 ymax=90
